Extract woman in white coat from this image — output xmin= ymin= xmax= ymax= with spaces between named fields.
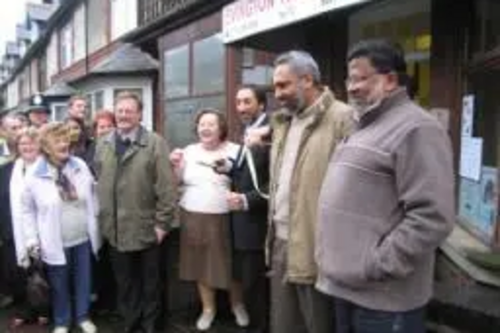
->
xmin=21 ymin=122 xmax=101 ymax=333
xmin=0 ymin=127 xmax=48 ymax=327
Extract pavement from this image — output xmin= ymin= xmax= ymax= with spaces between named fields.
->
xmin=0 ymin=307 xmax=248 ymax=333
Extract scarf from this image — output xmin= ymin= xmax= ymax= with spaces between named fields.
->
xmin=55 ymin=165 xmax=78 ymax=202
xmin=10 ymin=158 xmax=36 ymax=266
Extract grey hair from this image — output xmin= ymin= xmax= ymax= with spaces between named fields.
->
xmin=274 ymin=50 xmax=321 ymax=85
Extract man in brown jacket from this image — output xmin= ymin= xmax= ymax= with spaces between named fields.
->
xmin=315 ymin=39 xmax=455 ymax=333
xmin=268 ymin=50 xmax=354 ymax=333
xmin=94 ymin=92 xmax=176 ymax=333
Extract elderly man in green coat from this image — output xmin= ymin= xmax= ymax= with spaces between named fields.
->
xmin=94 ymin=91 xmax=176 ymax=333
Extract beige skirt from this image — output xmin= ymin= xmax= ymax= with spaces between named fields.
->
xmin=179 ymin=208 xmax=231 ymax=289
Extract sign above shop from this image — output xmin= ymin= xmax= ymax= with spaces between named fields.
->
xmin=222 ymin=0 xmax=373 ymax=44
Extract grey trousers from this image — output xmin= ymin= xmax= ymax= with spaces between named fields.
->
xmin=271 ymin=238 xmax=335 ymax=333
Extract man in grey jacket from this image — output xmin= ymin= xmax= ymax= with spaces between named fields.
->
xmin=315 ymin=39 xmax=455 ymax=333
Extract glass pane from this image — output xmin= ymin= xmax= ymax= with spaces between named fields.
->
xmin=459 ymin=70 xmax=500 ymax=242
xmin=164 ymin=45 xmax=189 ymax=99
xmin=95 ymin=90 xmax=104 ymax=111
xmin=53 ymin=105 xmax=67 ymax=122
xmin=193 ymin=34 xmax=225 ymax=95
xmin=85 ymin=94 xmax=94 ymax=116
xmin=164 ymin=95 xmax=225 ymax=149
xmin=475 ymin=0 xmax=500 ymax=53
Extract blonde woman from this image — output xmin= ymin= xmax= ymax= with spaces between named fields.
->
xmin=21 ymin=122 xmax=101 ymax=333
xmin=0 ymin=127 xmax=49 ymax=327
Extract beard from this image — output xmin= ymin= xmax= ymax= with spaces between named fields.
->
xmin=283 ymin=85 xmax=307 ymax=114
xmin=349 ymin=82 xmax=387 ymax=117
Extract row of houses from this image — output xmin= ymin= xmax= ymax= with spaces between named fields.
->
xmin=1 ymin=0 xmax=500 ymax=330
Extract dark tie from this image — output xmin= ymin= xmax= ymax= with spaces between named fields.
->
xmin=116 ymin=137 xmax=131 ymax=158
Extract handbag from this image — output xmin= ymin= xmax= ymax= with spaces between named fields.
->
xmin=25 ymin=258 xmax=50 ymax=310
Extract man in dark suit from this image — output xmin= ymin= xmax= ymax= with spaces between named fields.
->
xmin=226 ymin=85 xmax=270 ymax=333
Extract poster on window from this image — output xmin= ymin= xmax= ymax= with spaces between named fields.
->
xmin=461 ymin=94 xmax=475 ymax=137
xmin=459 ymin=177 xmax=481 ymax=225
xmin=477 ymin=167 xmax=498 ymax=236
xmin=459 ymin=137 xmax=483 ymax=181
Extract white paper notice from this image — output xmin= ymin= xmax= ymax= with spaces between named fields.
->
xmin=461 ymin=95 xmax=475 ymax=137
xmin=460 ymin=137 xmax=483 ymax=181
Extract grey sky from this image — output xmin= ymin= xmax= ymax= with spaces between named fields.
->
xmin=0 ymin=0 xmax=41 ymax=57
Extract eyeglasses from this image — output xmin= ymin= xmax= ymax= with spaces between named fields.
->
xmin=345 ymin=71 xmax=395 ymax=87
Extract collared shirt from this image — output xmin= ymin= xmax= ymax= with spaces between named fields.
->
xmin=117 ymin=126 xmax=140 ymax=143
xmin=244 ymin=113 xmax=267 ymax=138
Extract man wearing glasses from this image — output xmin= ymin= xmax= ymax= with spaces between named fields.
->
xmin=315 ymin=39 xmax=455 ymax=333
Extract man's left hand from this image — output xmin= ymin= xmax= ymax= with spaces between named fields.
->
xmin=155 ymin=226 xmax=168 ymax=244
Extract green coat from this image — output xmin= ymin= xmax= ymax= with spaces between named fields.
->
xmin=94 ymin=127 xmax=176 ymax=252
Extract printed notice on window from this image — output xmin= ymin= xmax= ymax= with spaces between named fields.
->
xmin=461 ymin=95 xmax=475 ymax=137
xmin=459 ymin=137 xmax=483 ymax=181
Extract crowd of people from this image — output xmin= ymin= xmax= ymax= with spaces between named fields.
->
xmin=0 ymin=38 xmax=454 ymax=333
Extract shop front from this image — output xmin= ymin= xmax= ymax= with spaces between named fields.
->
xmin=456 ymin=0 xmax=500 ymax=249
xmin=221 ymin=0 xmax=434 ymax=109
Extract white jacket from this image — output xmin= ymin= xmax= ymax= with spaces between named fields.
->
xmin=10 ymin=158 xmax=37 ymax=266
xmin=21 ymin=156 xmax=101 ymax=265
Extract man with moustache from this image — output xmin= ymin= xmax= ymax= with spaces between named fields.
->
xmin=94 ymin=92 xmax=176 ymax=333
xmin=315 ymin=39 xmax=454 ymax=333
xmin=268 ymin=50 xmax=354 ymax=333
xmin=225 ymin=85 xmax=270 ymax=333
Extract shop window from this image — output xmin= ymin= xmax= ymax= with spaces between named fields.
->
xmin=242 ymin=48 xmax=255 ymax=68
xmin=350 ymin=9 xmax=431 ymax=107
xmin=164 ymin=95 xmax=225 ymax=148
xmin=162 ymin=26 xmax=226 ymax=148
xmin=60 ymin=23 xmax=73 ymax=69
xmin=52 ymin=103 xmax=68 ymax=122
xmin=458 ymin=72 xmax=500 ymax=245
xmin=193 ymin=34 xmax=225 ymax=95
xmin=164 ymin=45 xmax=189 ymax=99
xmin=474 ymin=0 xmax=500 ymax=54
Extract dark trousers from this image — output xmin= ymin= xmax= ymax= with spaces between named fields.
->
xmin=270 ymin=239 xmax=335 ymax=333
xmin=46 ymin=242 xmax=92 ymax=327
xmin=110 ymin=245 xmax=161 ymax=333
xmin=233 ymin=249 xmax=269 ymax=333
xmin=93 ymin=242 xmax=116 ymax=312
xmin=335 ymin=298 xmax=426 ymax=333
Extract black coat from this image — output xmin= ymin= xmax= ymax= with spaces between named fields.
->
xmin=229 ymin=116 xmax=270 ymax=251
xmin=0 ymin=161 xmax=15 ymax=242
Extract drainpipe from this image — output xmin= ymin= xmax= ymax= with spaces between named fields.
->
xmin=84 ymin=0 xmax=90 ymax=76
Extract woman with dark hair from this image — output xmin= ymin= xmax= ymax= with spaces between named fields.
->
xmin=84 ymin=110 xmax=116 ymax=176
xmin=169 ymin=108 xmax=249 ymax=331
xmin=65 ymin=118 xmax=91 ymax=162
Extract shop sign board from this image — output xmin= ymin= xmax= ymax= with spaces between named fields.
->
xmin=222 ymin=0 xmax=373 ymax=44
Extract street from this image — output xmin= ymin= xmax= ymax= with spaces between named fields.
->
xmin=0 ymin=308 xmax=245 ymax=333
